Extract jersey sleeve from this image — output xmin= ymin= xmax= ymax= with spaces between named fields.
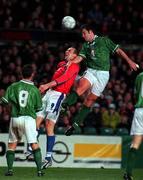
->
xmin=79 ymin=43 xmax=87 ymax=59
xmin=55 ymin=63 xmax=79 ymax=85
xmin=104 ymin=37 xmax=120 ymax=54
xmin=1 ymin=85 xmax=13 ymax=104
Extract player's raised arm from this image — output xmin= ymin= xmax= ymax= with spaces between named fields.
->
xmin=115 ymin=48 xmax=139 ymax=71
xmin=39 ymin=81 xmax=57 ymax=93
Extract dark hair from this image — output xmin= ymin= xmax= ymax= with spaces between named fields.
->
xmin=80 ymin=24 xmax=95 ymax=33
xmin=22 ymin=64 xmax=34 ymax=78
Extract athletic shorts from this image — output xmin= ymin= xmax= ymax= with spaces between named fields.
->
xmin=83 ymin=68 xmax=109 ymax=97
xmin=9 ymin=116 xmax=37 ymax=143
xmin=130 ymin=108 xmax=143 ymax=135
xmin=36 ymin=89 xmax=66 ymax=123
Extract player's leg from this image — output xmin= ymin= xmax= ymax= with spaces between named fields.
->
xmin=25 ymin=116 xmax=43 ymax=176
xmin=62 ymin=77 xmax=91 ymax=108
xmin=5 ymin=142 xmax=17 ymax=176
xmin=5 ymin=117 xmax=21 ymax=176
xmin=65 ymin=93 xmax=98 ymax=136
xmin=124 ymin=108 xmax=143 ymax=180
xmin=30 ymin=143 xmax=44 ymax=176
xmin=42 ymin=90 xmax=65 ymax=169
xmin=65 ymin=70 xmax=109 ymax=136
xmin=42 ymin=119 xmax=55 ymax=169
xmin=26 ymin=93 xmax=47 ymax=159
xmin=124 ymin=135 xmax=142 ymax=180
xmin=26 ymin=116 xmax=44 ymax=159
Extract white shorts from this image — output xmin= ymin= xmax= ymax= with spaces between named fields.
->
xmin=37 ymin=89 xmax=66 ymax=123
xmin=130 ymin=108 xmax=143 ymax=135
xmin=9 ymin=116 xmax=37 ymax=144
xmin=83 ymin=68 xmax=109 ymax=96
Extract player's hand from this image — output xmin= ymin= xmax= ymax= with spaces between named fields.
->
xmin=39 ymin=85 xmax=48 ymax=93
xmin=128 ymin=60 xmax=139 ymax=71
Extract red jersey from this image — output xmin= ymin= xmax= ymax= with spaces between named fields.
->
xmin=52 ymin=60 xmax=79 ymax=94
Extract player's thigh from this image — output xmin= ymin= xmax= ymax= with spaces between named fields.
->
xmin=8 ymin=117 xmax=24 ymax=143
xmin=46 ymin=90 xmax=66 ymax=123
xmin=92 ymin=71 xmax=109 ymax=97
xmin=36 ymin=116 xmax=44 ymax=129
xmin=76 ymin=77 xmax=91 ymax=95
xmin=76 ymin=70 xmax=94 ymax=95
xmin=24 ymin=116 xmax=37 ymax=144
xmin=131 ymin=108 xmax=143 ymax=136
xmin=36 ymin=93 xmax=48 ymax=119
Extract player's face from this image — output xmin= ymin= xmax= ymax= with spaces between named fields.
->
xmin=82 ymin=29 xmax=94 ymax=42
xmin=65 ymin=48 xmax=77 ymax=61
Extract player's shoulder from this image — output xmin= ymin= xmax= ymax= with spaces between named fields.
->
xmin=10 ymin=81 xmax=20 ymax=88
xmin=137 ymin=72 xmax=143 ymax=79
xmin=99 ymin=36 xmax=109 ymax=41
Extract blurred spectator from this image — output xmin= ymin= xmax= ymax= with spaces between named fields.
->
xmin=116 ymin=113 xmax=130 ymax=132
xmin=84 ymin=103 xmax=102 ymax=134
xmin=102 ymin=103 xmax=121 ymax=130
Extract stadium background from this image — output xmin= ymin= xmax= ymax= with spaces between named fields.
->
xmin=0 ymin=0 xmax=143 ymax=179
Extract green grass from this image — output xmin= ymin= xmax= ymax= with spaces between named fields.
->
xmin=0 ymin=167 xmax=142 ymax=180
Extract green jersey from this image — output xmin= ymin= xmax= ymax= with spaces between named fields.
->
xmin=1 ymin=80 xmax=42 ymax=119
xmin=79 ymin=36 xmax=119 ymax=71
xmin=134 ymin=72 xmax=143 ymax=108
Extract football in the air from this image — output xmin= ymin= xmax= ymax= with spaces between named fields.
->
xmin=62 ymin=16 xmax=76 ymax=29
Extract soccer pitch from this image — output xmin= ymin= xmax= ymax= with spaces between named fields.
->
xmin=0 ymin=167 xmax=142 ymax=180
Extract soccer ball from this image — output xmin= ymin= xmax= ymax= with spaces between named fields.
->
xmin=62 ymin=16 xmax=76 ymax=29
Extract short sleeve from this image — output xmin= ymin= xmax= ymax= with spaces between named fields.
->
xmin=104 ymin=37 xmax=120 ymax=54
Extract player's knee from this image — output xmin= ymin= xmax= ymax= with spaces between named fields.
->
xmin=46 ymin=127 xmax=54 ymax=136
xmin=30 ymin=143 xmax=39 ymax=150
xmin=76 ymin=88 xmax=85 ymax=96
xmin=46 ymin=121 xmax=55 ymax=135
xmin=8 ymin=143 xmax=17 ymax=150
xmin=84 ymin=100 xmax=94 ymax=107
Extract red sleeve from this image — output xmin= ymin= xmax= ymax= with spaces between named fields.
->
xmin=55 ymin=63 xmax=79 ymax=85
xmin=57 ymin=60 xmax=66 ymax=68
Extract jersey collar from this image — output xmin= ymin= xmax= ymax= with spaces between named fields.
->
xmin=88 ymin=35 xmax=98 ymax=45
xmin=21 ymin=79 xmax=34 ymax=85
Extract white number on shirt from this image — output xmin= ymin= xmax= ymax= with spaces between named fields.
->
xmin=19 ymin=90 xmax=29 ymax=107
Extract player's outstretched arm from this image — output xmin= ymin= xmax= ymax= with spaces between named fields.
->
xmin=39 ymin=80 xmax=57 ymax=93
xmin=116 ymin=48 xmax=139 ymax=71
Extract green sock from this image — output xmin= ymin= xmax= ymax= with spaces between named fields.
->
xmin=73 ymin=105 xmax=90 ymax=129
xmin=33 ymin=148 xmax=42 ymax=171
xmin=126 ymin=147 xmax=137 ymax=176
xmin=6 ymin=150 xmax=15 ymax=171
xmin=62 ymin=91 xmax=79 ymax=107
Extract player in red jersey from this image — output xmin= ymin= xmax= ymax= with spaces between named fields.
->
xmin=36 ymin=47 xmax=79 ymax=168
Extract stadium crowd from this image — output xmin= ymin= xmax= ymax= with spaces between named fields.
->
xmin=0 ymin=0 xmax=143 ymax=135
xmin=0 ymin=0 xmax=143 ymax=33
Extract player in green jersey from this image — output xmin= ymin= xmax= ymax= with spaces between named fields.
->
xmin=123 ymin=72 xmax=143 ymax=180
xmin=1 ymin=64 xmax=44 ymax=177
xmin=63 ymin=24 xmax=139 ymax=136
